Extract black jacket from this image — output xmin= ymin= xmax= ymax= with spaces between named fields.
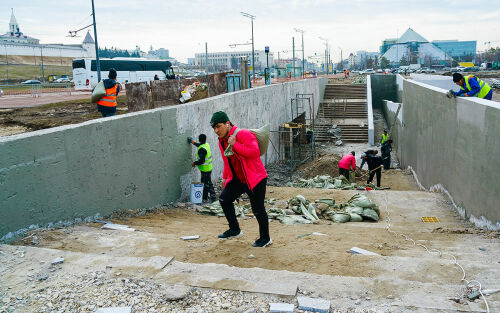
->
xmin=366 ymin=155 xmax=383 ymax=170
xmin=192 ymin=142 xmax=207 ymax=166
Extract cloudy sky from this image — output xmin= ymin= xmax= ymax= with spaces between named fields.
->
xmin=1 ymin=0 xmax=499 ymax=63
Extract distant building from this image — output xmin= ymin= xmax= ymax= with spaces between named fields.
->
xmin=431 ymin=40 xmax=476 ymax=63
xmin=187 ymin=58 xmax=195 ymax=66
xmin=0 ymin=9 xmax=95 ymax=59
xmin=380 ymin=28 xmax=476 ymax=66
xmin=355 ymin=51 xmax=380 ymax=70
xmin=194 ymin=50 xmax=274 ymax=72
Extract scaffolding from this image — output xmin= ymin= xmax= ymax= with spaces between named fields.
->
xmin=267 ymin=93 xmax=317 ymax=172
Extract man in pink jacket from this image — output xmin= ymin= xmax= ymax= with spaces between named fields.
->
xmin=210 ymin=111 xmax=272 ymax=248
xmin=338 ymin=151 xmax=356 ymax=182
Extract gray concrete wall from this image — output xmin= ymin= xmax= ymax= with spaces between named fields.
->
xmin=0 ymin=78 xmax=327 ymax=237
xmin=388 ymin=79 xmax=500 ymax=229
xmin=370 ymin=75 xmax=398 ymax=110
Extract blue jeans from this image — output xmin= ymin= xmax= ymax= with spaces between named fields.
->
xmin=101 ymin=112 xmax=115 ymax=117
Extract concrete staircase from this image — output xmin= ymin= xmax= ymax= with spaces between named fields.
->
xmin=315 ymin=84 xmax=368 ymax=143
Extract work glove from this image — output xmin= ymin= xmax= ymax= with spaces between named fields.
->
xmin=187 ymin=136 xmax=194 ymax=144
xmin=192 ymin=162 xmax=195 ymax=167
xmin=458 ymin=93 xmax=465 ymax=97
xmin=446 ymin=90 xmax=456 ymax=98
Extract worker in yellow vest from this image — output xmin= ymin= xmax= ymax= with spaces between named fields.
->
xmin=188 ymin=134 xmax=216 ymax=203
xmin=450 ymin=73 xmax=493 ymax=100
xmin=96 ymin=68 xmax=121 ymax=117
xmin=380 ymin=129 xmax=389 ymax=145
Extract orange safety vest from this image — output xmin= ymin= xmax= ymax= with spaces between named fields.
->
xmin=97 ymin=82 xmax=118 ymax=107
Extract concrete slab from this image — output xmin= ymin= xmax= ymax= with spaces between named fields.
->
xmin=101 ymin=224 xmax=135 ymax=232
xmin=297 ymin=296 xmax=330 ymax=313
xmin=269 ymin=302 xmax=294 ymax=313
xmin=155 ymin=261 xmax=298 ymax=296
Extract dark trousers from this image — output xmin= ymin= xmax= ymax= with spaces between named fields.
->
xmin=382 ymin=154 xmax=391 ymax=169
xmin=367 ymin=168 xmax=381 ymax=187
xmin=219 ymin=178 xmax=269 ymax=240
xmin=339 ymin=167 xmax=350 ymax=182
xmin=200 ymin=171 xmax=216 ymax=202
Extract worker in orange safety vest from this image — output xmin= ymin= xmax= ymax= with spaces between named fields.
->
xmin=96 ymin=68 xmax=121 ymax=117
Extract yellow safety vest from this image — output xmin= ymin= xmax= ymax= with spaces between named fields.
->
xmin=197 ymin=143 xmax=212 ymax=172
xmin=460 ymin=76 xmax=492 ymax=99
xmin=380 ymin=133 xmax=389 ymax=144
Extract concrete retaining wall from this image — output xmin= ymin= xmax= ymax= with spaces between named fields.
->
xmin=370 ymin=75 xmax=398 ymax=110
xmin=0 ymin=78 xmax=327 ymax=237
xmin=384 ymin=79 xmax=500 ymax=229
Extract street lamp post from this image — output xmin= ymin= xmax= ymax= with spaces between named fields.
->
xmin=338 ymin=47 xmax=343 ymax=71
xmin=91 ymin=0 xmax=102 ymax=82
xmin=295 ymin=28 xmax=305 ymax=78
xmin=241 ymin=12 xmax=256 ymax=82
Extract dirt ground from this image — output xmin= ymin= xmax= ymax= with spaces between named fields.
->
xmin=0 ymin=96 xmax=128 ymax=135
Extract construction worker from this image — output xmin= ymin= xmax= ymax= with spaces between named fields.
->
xmin=96 ymin=68 xmax=120 ymax=117
xmin=364 ymin=152 xmax=383 ymax=187
xmin=305 ymin=127 xmax=314 ymax=144
xmin=338 ymin=151 xmax=356 ymax=182
xmin=380 ymin=129 xmax=389 ymax=145
xmin=188 ymin=134 xmax=216 ymax=203
xmin=450 ymin=73 xmax=493 ymax=100
xmin=210 ymin=111 xmax=271 ymax=248
xmin=360 ymin=149 xmax=376 ymax=169
xmin=381 ymin=139 xmax=392 ymax=170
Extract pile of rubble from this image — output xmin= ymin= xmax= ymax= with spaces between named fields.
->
xmin=179 ymin=82 xmax=208 ymax=103
xmin=287 ymin=174 xmax=384 ymax=190
xmin=267 ymin=193 xmax=380 ymax=224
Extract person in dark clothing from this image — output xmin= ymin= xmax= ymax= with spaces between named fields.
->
xmin=364 ymin=153 xmax=383 ymax=187
xmin=96 ymin=68 xmax=120 ymax=117
xmin=381 ymin=140 xmax=392 ymax=170
xmin=188 ymin=134 xmax=216 ymax=203
xmin=360 ymin=149 xmax=376 ymax=169
xmin=154 ymin=74 xmax=159 ymax=80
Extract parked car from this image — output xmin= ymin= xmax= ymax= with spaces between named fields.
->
xmin=376 ymin=69 xmax=383 ymax=73
xmin=463 ymin=67 xmax=480 ymax=72
xmin=0 ymin=88 xmax=3 ymax=97
xmin=54 ymin=77 xmax=71 ymax=83
xmin=421 ymin=68 xmax=436 ymax=73
xmin=21 ymin=79 xmax=41 ymax=84
xmin=364 ymin=69 xmax=375 ymax=74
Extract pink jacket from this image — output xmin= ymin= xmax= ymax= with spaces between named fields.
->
xmin=218 ymin=126 xmax=268 ymax=190
xmin=338 ymin=154 xmax=356 ymax=170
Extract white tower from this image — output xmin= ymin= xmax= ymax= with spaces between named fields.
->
xmin=82 ymin=31 xmax=96 ymax=58
xmin=9 ymin=9 xmax=20 ymax=36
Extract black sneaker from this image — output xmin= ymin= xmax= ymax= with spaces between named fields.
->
xmin=252 ymin=238 xmax=273 ymax=247
xmin=218 ymin=229 xmax=243 ymax=239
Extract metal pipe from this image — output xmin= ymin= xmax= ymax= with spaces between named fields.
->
xmin=91 ymin=0 xmax=101 ymax=82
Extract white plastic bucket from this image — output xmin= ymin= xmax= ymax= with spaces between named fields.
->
xmin=190 ymin=183 xmax=204 ymax=204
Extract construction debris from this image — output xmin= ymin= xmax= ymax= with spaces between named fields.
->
xmin=352 ymin=76 xmax=367 ymax=84
xmin=180 ymin=235 xmax=200 ymax=241
xmin=101 ymin=223 xmax=136 ymax=232
xmin=297 ymin=296 xmax=330 ymax=313
xmin=490 ymin=79 xmax=500 ymax=89
xmin=195 ymin=201 xmax=249 ymax=217
xmin=179 ymin=82 xmax=208 ymax=103
xmin=266 ymin=193 xmax=380 ymax=224
xmin=349 ymin=247 xmax=380 ymax=256
xmin=287 ymin=174 xmax=383 ymax=190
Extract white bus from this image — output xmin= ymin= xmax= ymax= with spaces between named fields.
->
xmin=72 ymin=58 xmax=175 ymax=90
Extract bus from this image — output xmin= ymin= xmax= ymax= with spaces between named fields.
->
xmin=72 ymin=58 xmax=175 ymax=90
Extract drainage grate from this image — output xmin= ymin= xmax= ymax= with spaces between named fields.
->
xmin=421 ymin=217 xmax=440 ymax=223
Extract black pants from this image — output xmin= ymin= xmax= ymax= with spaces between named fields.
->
xmin=200 ymin=171 xmax=216 ymax=202
xmin=382 ymin=154 xmax=391 ymax=170
xmin=219 ymin=178 xmax=269 ymax=240
xmin=367 ymin=168 xmax=381 ymax=187
xmin=339 ymin=167 xmax=350 ymax=182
